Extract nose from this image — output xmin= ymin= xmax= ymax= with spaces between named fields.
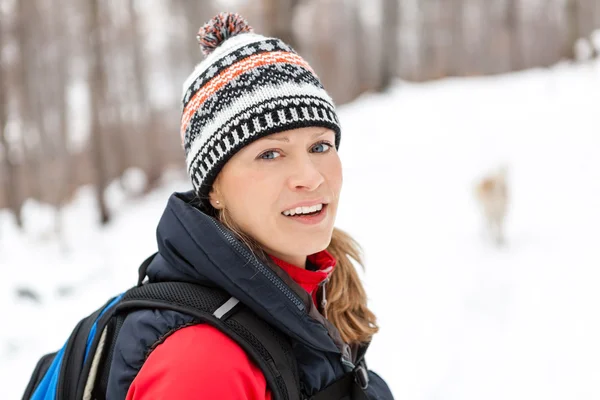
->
xmin=287 ymin=154 xmax=325 ymax=191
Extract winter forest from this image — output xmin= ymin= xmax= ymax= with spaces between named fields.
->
xmin=1 ymin=0 xmax=599 ymax=225
xmin=2 ymin=0 xmax=600 ymax=399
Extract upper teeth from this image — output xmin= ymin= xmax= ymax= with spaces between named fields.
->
xmin=283 ymin=204 xmax=324 ymax=216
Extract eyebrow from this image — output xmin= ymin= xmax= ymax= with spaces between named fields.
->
xmin=264 ymin=129 xmax=328 ymax=143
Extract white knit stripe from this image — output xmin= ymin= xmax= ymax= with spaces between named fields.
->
xmin=181 ymin=33 xmax=271 ymax=97
xmin=185 ymin=81 xmax=335 ymax=170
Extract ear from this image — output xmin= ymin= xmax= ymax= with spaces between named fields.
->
xmin=208 ymin=183 xmax=223 ymax=210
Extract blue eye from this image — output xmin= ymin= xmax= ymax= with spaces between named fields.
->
xmin=259 ymin=150 xmax=281 ymax=160
xmin=311 ymin=141 xmax=333 ymax=153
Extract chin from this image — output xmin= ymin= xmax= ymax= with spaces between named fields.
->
xmin=272 ymin=223 xmax=334 ymax=254
xmin=295 ymin=235 xmax=332 ymax=255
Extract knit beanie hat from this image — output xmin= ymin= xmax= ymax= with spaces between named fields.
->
xmin=180 ymin=12 xmax=341 ymax=209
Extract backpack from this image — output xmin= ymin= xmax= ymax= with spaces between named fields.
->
xmin=22 ymin=254 xmax=371 ymax=400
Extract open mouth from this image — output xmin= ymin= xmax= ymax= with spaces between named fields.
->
xmin=281 ymin=203 xmax=328 ymax=218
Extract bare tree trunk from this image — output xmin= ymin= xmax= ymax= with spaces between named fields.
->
xmin=51 ymin=0 xmax=72 ymax=251
xmin=566 ymin=0 xmax=581 ymax=59
xmin=449 ymin=0 xmax=465 ymax=76
xmin=506 ymin=0 xmax=522 ymax=70
xmin=351 ymin=0 xmax=367 ymax=92
xmin=419 ymin=0 xmax=436 ymax=80
xmin=379 ymin=0 xmax=400 ymax=90
xmin=15 ymin=0 xmax=43 ymax=202
xmin=88 ymin=0 xmax=110 ymax=224
xmin=27 ymin=0 xmax=57 ymax=203
xmin=438 ymin=0 xmax=454 ymax=77
xmin=128 ymin=0 xmax=163 ymax=191
xmin=102 ymin=5 xmax=129 ymax=187
xmin=0 ymin=17 xmax=24 ymax=229
xmin=595 ymin=0 xmax=600 ymax=43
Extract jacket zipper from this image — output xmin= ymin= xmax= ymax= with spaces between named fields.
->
xmin=207 ymin=216 xmax=306 ymax=311
xmin=318 ymin=277 xmax=329 ymax=319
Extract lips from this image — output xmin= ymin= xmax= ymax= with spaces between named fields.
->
xmin=282 ymin=203 xmax=324 ymax=216
xmin=281 ymin=199 xmax=328 ymax=215
xmin=281 ymin=204 xmax=329 ymax=225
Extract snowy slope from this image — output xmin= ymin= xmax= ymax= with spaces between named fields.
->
xmin=2 ymin=59 xmax=600 ymax=399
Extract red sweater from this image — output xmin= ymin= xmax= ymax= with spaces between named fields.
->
xmin=126 ymin=251 xmax=336 ymax=399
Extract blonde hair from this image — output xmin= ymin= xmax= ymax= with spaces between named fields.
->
xmin=215 ymin=206 xmax=379 ymax=344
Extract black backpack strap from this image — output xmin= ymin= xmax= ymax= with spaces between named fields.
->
xmin=309 ymin=362 xmax=370 ymax=400
xmin=225 ymin=304 xmax=300 ymax=400
xmin=91 ymin=311 xmax=127 ymax=399
xmin=21 ymin=352 xmax=57 ymax=400
xmin=310 ymin=374 xmax=354 ymax=400
xmin=136 ymin=252 xmax=157 ymax=286
xmin=111 ymin=282 xmax=300 ymax=400
xmin=57 ymin=295 xmax=120 ymax=399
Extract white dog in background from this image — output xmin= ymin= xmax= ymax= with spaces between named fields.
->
xmin=474 ymin=166 xmax=509 ymax=246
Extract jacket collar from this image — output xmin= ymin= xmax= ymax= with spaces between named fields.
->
xmin=269 ymin=251 xmax=335 ymax=294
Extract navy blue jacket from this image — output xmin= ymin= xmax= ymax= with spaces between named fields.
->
xmin=106 ymin=191 xmax=394 ymax=399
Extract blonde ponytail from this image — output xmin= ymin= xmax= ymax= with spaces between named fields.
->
xmin=325 ymin=228 xmax=379 ymax=343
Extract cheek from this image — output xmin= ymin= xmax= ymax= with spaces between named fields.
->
xmin=326 ymin=155 xmax=343 ymax=196
xmin=222 ymin=169 xmax=279 ymax=227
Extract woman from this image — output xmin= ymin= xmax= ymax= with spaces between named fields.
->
xmin=107 ymin=12 xmax=393 ymax=399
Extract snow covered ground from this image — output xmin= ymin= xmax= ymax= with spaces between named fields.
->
xmin=2 ymin=58 xmax=599 ymax=399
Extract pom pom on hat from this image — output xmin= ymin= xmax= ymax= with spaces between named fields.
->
xmin=196 ymin=12 xmax=254 ymax=56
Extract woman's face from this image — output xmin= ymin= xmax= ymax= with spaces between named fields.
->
xmin=211 ymin=127 xmax=342 ymax=266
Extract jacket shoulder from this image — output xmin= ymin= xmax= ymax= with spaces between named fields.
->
xmin=126 ymin=324 xmax=269 ymax=399
xmin=106 ymin=308 xmax=196 ymax=399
